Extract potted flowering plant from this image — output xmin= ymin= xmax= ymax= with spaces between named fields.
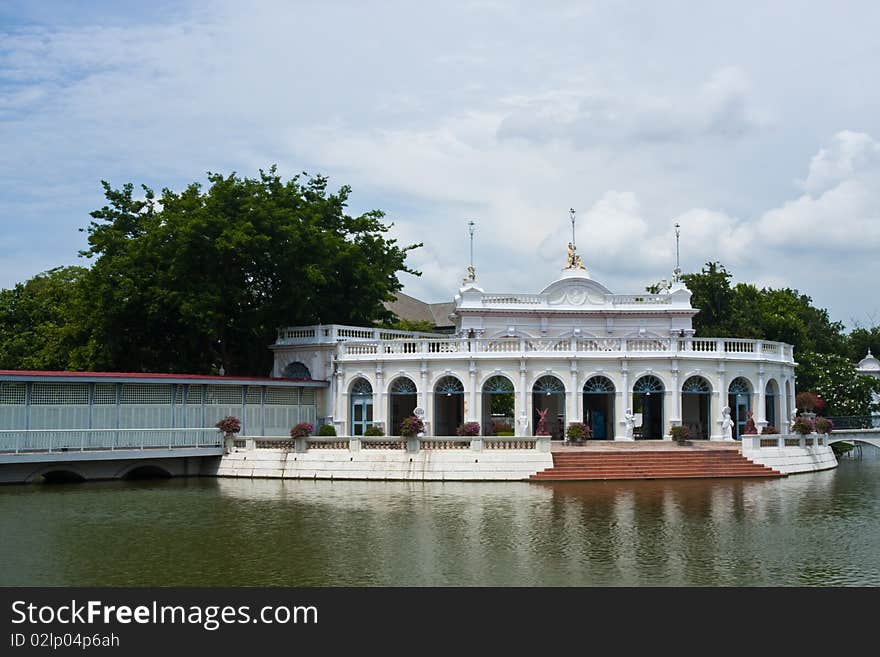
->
xmin=814 ymin=417 xmax=834 ymax=435
xmin=456 ymin=422 xmax=481 ymax=437
xmin=290 ymin=422 xmax=314 ymax=438
xmin=669 ymin=425 xmax=691 ymax=445
xmin=761 ymin=425 xmax=779 ymax=435
xmin=399 ymin=416 xmax=424 ymax=438
xmin=566 ymin=422 xmax=589 ymax=442
xmin=216 ymin=416 xmax=242 ymax=436
xmin=216 ymin=416 xmax=242 ymax=453
xmin=792 ymin=416 xmax=815 ymax=436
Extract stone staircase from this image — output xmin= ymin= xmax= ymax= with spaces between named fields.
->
xmin=529 ymin=449 xmax=783 ymax=481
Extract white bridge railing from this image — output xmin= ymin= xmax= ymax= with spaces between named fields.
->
xmin=335 ymin=336 xmax=795 ymax=362
xmin=0 ymin=428 xmax=223 ymax=454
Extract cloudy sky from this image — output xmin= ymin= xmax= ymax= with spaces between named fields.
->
xmin=2 ymin=1 xmax=879 ymax=328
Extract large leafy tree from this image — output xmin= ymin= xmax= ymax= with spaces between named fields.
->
xmin=0 ymin=266 xmax=92 ymax=370
xmin=78 ymin=167 xmax=421 ymax=375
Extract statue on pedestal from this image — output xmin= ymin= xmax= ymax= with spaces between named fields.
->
xmin=517 ymin=411 xmax=529 ymax=437
xmin=566 ymin=242 xmax=586 ymax=270
xmin=535 ymin=408 xmax=550 ymax=436
xmin=624 ymin=408 xmax=635 ymax=439
xmin=721 ymin=406 xmax=734 ymax=441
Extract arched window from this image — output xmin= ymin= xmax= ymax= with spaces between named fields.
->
xmin=388 ymin=377 xmax=417 ymax=436
xmin=349 ymin=378 xmax=373 ymax=436
xmin=681 ymin=376 xmax=711 ymax=439
xmin=728 ymin=377 xmax=753 ymax=440
xmin=434 ymin=376 xmax=464 ymax=436
xmin=282 ymin=361 xmax=311 ymax=379
xmin=533 ymin=376 xmax=565 ymax=394
xmin=583 ymin=376 xmax=615 ymax=440
xmin=532 ymin=376 xmax=565 ymax=439
xmin=583 ymin=376 xmax=615 ymax=393
xmin=632 ymin=375 xmax=664 ymax=439
xmin=482 ymin=375 xmax=515 ymax=436
xmin=765 ymin=380 xmax=779 ymax=430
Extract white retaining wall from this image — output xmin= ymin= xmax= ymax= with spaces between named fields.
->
xmin=742 ymin=435 xmax=838 ymax=474
xmin=215 ymin=448 xmax=553 ymax=481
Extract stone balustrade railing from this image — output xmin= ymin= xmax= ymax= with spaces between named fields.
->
xmin=335 ymin=336 xmax=794 ymax=362
xmin=741 ymin=433 xmax=829 ymax=451
xmin=242 ymin=435 xmax=550 ymax=454
xmin=276 ymin=324 xmax=446 ymax=345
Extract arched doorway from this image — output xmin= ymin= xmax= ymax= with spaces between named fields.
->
xmin=728 ymin=377 xmax=752 ymax=440
xmin=633 ymin=375 xmax=664 ymax=439
xmin=681 ymin=376 xmax=711 ymax=439
xmin=389 ymin=377 xmax=417 ymax=436
xmin=765 ymin=380 xmax=779 ymax=431
xmin=349 ymin=378 xmax=373 ymax=436
xmin=482 ymin=375 xmax=515 ymax=435
xmin=434 ymin=376 xmax=464 ymax=436
xmin=533 ymin=375 xmax=565 ymax=439
xmin=583 ymin=376 xmax=615 ymax=439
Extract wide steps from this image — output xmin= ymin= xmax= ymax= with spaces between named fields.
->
xmin=530 ymin=450 xmax=783 ymax=481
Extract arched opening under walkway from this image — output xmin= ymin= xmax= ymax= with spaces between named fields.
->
xmin=349 ymin=378 xmax=373 ymax=436
xmin=681 ymin=376 xmax=711 ymax=440
xmin=633 ymin=375 xmax=664 ymax=439
xmin=533 ymin=375 xmax=565 ymax=439
xmin=481 ymin=375 xmax=515 ymax=436
xmin=388 ymin=377 xmax=417 ymax=436
xmin=122 ymin=464 xmax=173 ymax=480
xmin=40 ymin=470 xmax=86 ymax=484
xmin=583 ymin=376 xmax=615 ymax=439
xmin=728 ymin=377 xmax=753 ymax=440
xmin=433 ymin=376 xmax=464 ymax=436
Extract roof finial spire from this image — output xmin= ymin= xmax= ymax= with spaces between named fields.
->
xmin=570 ymin=208 xmax=576 ymax=249
xmin=464 ymin=220 xmax=476 ymax=283
xmin=672 ymin=222 xmax=682 ymax=284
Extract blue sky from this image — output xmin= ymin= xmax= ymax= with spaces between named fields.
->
xmin=2 ymin=1 xmax=879 ymax=328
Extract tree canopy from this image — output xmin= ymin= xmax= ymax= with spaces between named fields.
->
xmin=673 ymin=262 xmax=879 ymax=416
xmin=0 ymin=167 xmax=421 ymax=376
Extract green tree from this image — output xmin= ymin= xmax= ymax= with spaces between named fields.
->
xmin=847 ymin=324 xmax=880 ymax=362
xmin=680 ymin=262 xmax=737 ymax=336
xmin=0 ymin=267 xmax=92 ymax=370
xmin=79 ymin=167 xmax=421 ymax=375
xmin=796 ymin=352 xmax=879 ymax=416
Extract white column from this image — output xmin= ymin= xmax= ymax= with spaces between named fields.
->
xmin=469 ymin=361 xmax=477 ymax=422
xmin=420 ymin=365 xmax=430 ymax=436
xmin=710 ymin=364 xmax=727 ymax=441
xmin=518 ymin=360 xmax=528 ymax=437
xmin=756 ymin=368 xmax=767 ymax=431
xmin=568 ymin=359 xmax=579 ymax=426
xmin=670 ymin=361 xmax=680 ymax=425
xmin=374 ymin=367 xmax=384 ymax=431
xmin=615 ymin=362 xmax=629 ymax=440
xmin=335 ymin=370 xmax=346 ymax=434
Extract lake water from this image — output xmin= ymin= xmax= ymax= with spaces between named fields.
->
xmin=1 ymin=455 xmax=878 ymax=586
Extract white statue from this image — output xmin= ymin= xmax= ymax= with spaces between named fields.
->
xmin=789 ymin=409 xmax=798 ymax=433
xmin=566 ymin=242 xmax=586 ymax=270
xmin=413 ymin=407 xmax=426 ymax=437
xmin=517 ymin=411 xmax=529 ymax=437
xmin=721 ymin=406 xmax=734 ymax=441
xmin=624 ymin=408 xmax=635 ymax=439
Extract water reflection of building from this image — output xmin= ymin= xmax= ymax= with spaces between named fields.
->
xmin=274 ymin=244 xmax=797 ymax=441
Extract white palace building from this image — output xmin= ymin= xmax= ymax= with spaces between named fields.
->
xmin=273 ymin=243 xmax=797 ymax=443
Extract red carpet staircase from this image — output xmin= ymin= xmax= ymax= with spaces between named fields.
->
xmin=530 ymin=450 xmax=783 ymax=481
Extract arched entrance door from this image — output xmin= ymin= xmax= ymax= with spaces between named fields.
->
xmin=728 ymin=377 xmax=752 ymax=440
xmin=533 ymin=375 xmax=565 ymax=439
xmin=434 ymin=376 xmax=464 ymax=436
xmin=633 ymin=375 xmax=664 ymax=439
xmin=765 ymin=380 xmax=779 ymax=431
xmin=583 ymin=376 xmax=615 ymax=439
xmin=349 ymin=378 xmax=373 ymax=436
xmin=482 ymin=375 xmax=515 ymax=435
xmin=681 ymin=376 xmax=711 ymax=439
xmin=389 ymin=377 xmax=417 ymax=436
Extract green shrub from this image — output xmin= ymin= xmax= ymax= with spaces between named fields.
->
xmin=792 ymin=416 xmax=815 ymax=435
xmin=318 ymin=424 xmax=337 ymax=436
xmin=670 ymin=425 xmax=691 ymax=443
xmin=364 ymin=425 xmax=384 ymax=437
xmin=761 ymin=425 xmax=779 ymax=435
xmin=566 ymin=422 xmax=587 ymax=441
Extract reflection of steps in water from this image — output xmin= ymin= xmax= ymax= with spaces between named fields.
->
xmin=530 ymin=451 xmax=783 ymax=481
